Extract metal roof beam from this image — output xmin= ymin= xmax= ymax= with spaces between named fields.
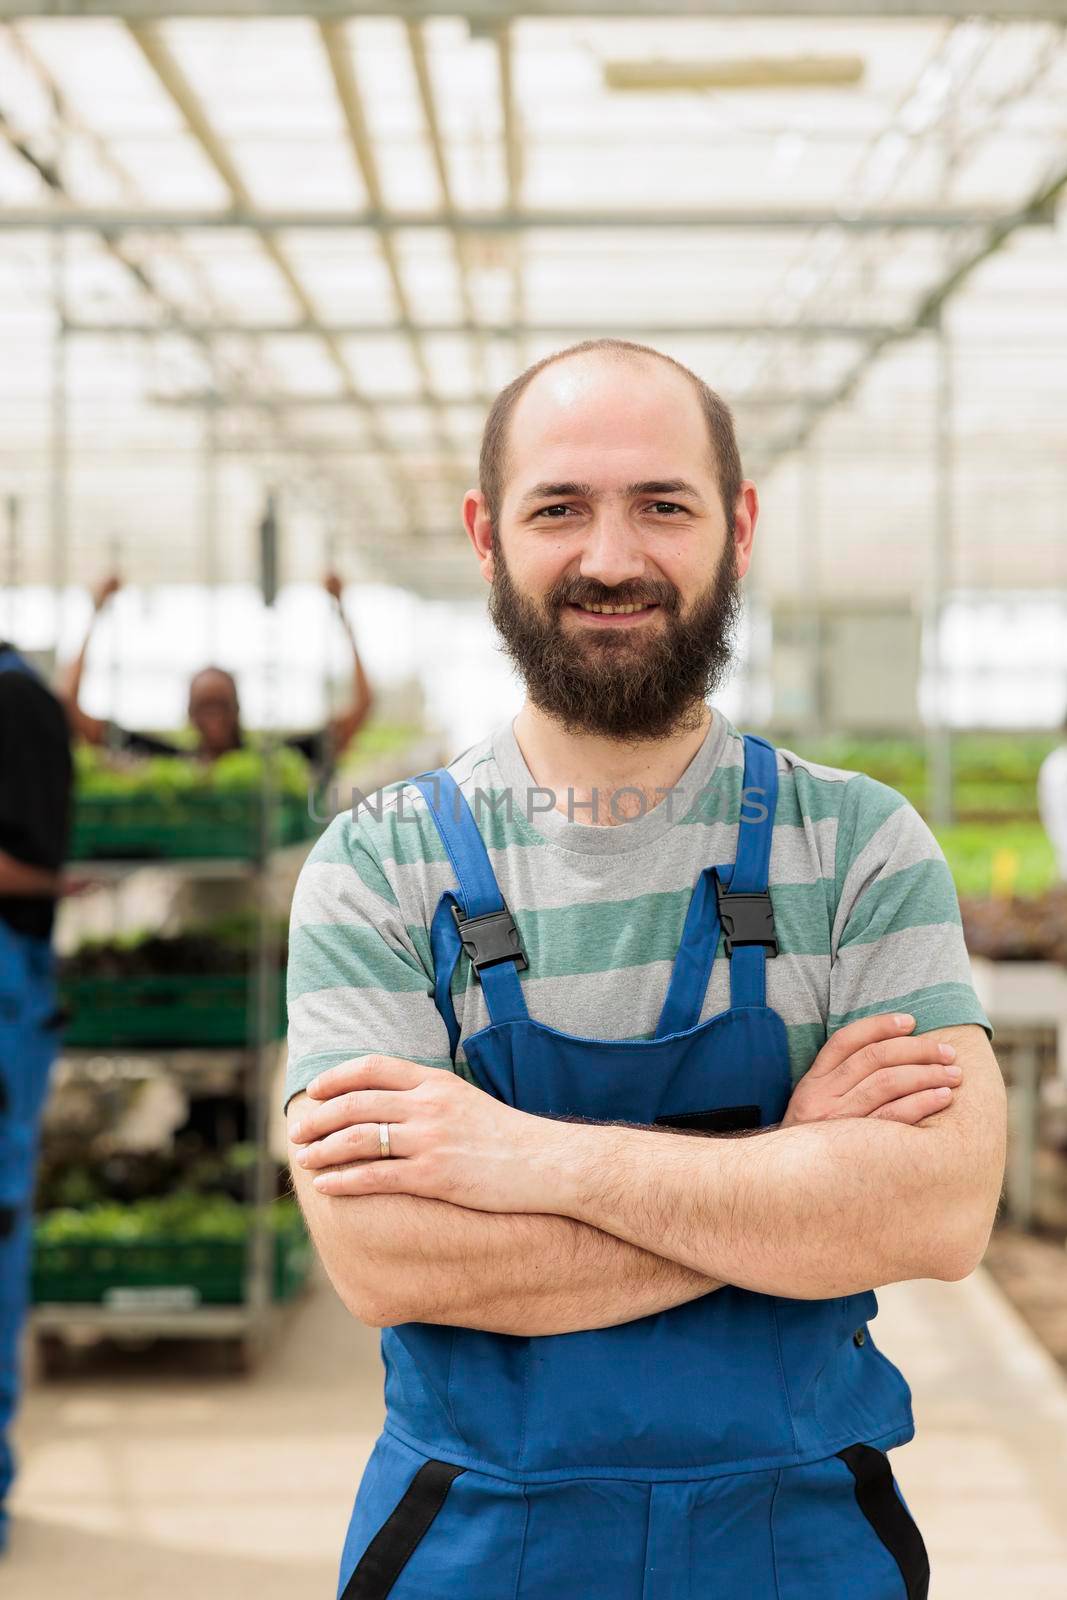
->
xmin=127 ymin=20 xmax=420 ymax=532
xmin=147 ymin=388 xmax=825 ymax=410
xmin=318 ymin=18 xmax=462 ymax=479
xmin=2 ymin=1 xmax=1065 ymax=20
xmin=1 ymin=32 xmax=397 ymax=527
xmin=763 ymin=155 xmax=1067 ymax=469
xmin=405 ymin=18 xmax=489 ymax=397
xmin=494 ymin=22 xmax=525 ymax=366
xmin=62 ymin=317 xmax=904 ymax=339
xmin=1 ymin=204 xmax=1044 ymax=232
xmin=0 ymin=60 xmax=343 ymax=506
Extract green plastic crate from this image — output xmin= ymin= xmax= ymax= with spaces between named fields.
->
xmin=32 ymin=1211 xmax=312 ymax=1306
xmin=59 ymin=974 xmax=287 ymax=1047
xmin=69 ymin=792 xmax=312 ymax=862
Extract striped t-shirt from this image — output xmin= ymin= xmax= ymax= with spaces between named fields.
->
xmin=285 ymin=709 xmax=991 ymax=1105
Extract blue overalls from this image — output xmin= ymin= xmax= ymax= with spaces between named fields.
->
xmin=0 ymin=647 xmax=63 ymax=1541
xmin=337 ymin=736 xmax=930 ymax=1600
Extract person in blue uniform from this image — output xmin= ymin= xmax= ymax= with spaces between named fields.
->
xmin=0 ymin=642 xmax=73 ymax=1554
xmin=285 ymin=340 xmax=1006 ymax=1600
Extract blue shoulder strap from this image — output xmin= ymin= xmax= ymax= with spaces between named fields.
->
xmin=411 ymin=769 xmax=529 ymax=1061
xmin=654 ymin=733 xmax=779 ymax=1037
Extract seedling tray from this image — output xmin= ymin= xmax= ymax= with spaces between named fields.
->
xmin=32 ymin=1211 xmax=311 ymax=1306
xmin=70 ymin=792 xmax=314 ymax=861
xmin=59 ymin=974 xmax=287 ymax=1047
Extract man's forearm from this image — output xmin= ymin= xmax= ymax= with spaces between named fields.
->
xmin=0 ymin=851 xmax=62 ymax=898
xmin=291 ymin=1171 xmax=720 ymax=1334
xmin=546 ymin=1034 xmax=1005 ymax=1299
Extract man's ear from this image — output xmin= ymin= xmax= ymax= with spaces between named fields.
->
xmin=732 ymin=481 xmax=759 ymax=581
xmin=463 ymin=490 xmax=496 ymax=585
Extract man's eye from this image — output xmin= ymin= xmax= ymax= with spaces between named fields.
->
xmin=534 ymin=505 xmax=576 ymax=519
xmin=648 ymin=502 xmax=686 ymax=515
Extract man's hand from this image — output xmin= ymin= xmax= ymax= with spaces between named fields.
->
xmin=782 ymin=1012 xmax=960 ymax=1128
xmin=60 ymin=873 xmax=104 ymax=898
xmin=292 ymin=1056 xmax=556 ymax=1212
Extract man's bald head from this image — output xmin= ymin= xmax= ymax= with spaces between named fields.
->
xmin=478 ymin=339 xmax=743 ymax=536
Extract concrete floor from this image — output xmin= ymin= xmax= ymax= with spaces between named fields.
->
xmin=6 ymin=1264 xmax=1067 ymax=1598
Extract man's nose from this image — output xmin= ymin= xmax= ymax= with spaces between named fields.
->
xmin=577 ymin=511 xmax=647 ymax=590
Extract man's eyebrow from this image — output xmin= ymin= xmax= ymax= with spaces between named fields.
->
xmin=518 ymin=481 xmax=598 ymax=505
xmin=517 ymin=478 xmax=705 ymax=506
xmin=627 ymin=479 xmax=704 ymax=499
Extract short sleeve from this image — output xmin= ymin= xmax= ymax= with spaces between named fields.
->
xmin=0 ymin=673 xmax=71 ymax=870
xmin=828 ymin=776 xmax=992 ymax=1041
xmin=284 ymin=811 xmax=454 ymax=1107
xmin=284 ymin=728 xmax=331 ymax=773
xmin=105 ymin=723 xmax=181 ymax=757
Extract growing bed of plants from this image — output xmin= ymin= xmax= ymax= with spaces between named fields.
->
xmin=793 ymin=732 xmax=1058 ymax=822
xmin=33 ymin=1195 xmax=310 ymax=1306
xmin=69 ymin=745 xmax=318 ymax=860
xmin=58 ymin=913 xmax=289 ymax=1047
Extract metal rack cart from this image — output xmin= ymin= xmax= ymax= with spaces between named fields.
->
xmin=32 ymin=792 xmax=310 ymax=1375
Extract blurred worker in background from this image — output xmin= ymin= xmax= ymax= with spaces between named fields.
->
xmin=60 ymin=572 xmax=374 ymax=778
xmin=1037 ymin=708 xmax=1067 ymax=880
xmin=0 ymin=640 xmax=73 ymax=1554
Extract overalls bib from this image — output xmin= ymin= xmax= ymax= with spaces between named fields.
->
xmin=337 ymin=735 xmax=930 ymax=1600
xmin=0 ymin=647 xmax=63 ymax=1527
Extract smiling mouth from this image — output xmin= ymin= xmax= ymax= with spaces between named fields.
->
xmin=567 ymin=601 xmax=660 ymax=621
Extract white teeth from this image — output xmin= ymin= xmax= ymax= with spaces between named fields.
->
xmin=579 ymin=603 xmax=648 ymax=614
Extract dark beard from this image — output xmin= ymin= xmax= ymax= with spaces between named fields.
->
xmin=488 ymin=540 xmax=741 ymax=742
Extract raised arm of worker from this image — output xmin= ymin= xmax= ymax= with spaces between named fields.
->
xmin=321 ymin=572 xmax=374 ymax=759
xmin=57 ymin=574 xmax=121 ymax=746
xmin=291 ymin=793 xmax=1004 ymax=1312
xmin=286 ymin=812 xmax=970 ymax=1335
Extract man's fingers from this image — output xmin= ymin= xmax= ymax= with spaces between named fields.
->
xmin=868 ymin=1088 xmax=955 ymax=1125
xmin=305 ymin=1054 xmax=425 ymax=1101
xmin=296 ymin=1120 xmax=409 ymax=1169
xmin=809 ymin=1012 xmax=915 ymax=1077
xmin=290 ymin=1088 xmax=412 ymax=1144
xmin=832 ymin=1035 xmax=959 ymax=1097
xmin=842 ymin=1063 xmax=958 ymax=1117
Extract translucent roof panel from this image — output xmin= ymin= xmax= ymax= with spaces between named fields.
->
xmin=0 ymin=9 xmax=1063 ymax=605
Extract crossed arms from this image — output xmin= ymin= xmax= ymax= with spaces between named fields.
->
xmin=288 ymin=1015 xmax=1006 ymax=1336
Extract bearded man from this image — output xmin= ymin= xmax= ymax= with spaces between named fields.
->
xmin=285 ymin=340 xmax=1004 ymax=1600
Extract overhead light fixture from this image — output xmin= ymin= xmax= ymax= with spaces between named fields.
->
xmin=603 ymin=56 xmax=865 ymax=92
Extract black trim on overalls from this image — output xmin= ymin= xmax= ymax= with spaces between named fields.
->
xmin=836 ymin=1443 xmax=930 ymax=1600
xmin=340 ymin=1459 xmax=466 ymax=1600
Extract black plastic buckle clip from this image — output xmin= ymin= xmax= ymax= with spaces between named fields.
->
xmin=714 ymin=876 xmax=779 ymax=958
xmin=450 ymin=900 xmax=529 ymax=978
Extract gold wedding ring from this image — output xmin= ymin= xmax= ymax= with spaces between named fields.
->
xmin=378 ymin=1122 xmax=392 ymax=1160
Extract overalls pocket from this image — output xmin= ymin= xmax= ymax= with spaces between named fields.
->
xmin=340 ymin=1457 xmax=465 ymax=1600
xmin=835 ymin=1444 xmax=930 ymax=1600
xmin=338 ymin=1433 xmax=528 ymax=1600
xmin=653 ymin=1104 xmax=761 ymax=1133
xmin=771 ymin=1446 xmax=930 ymax=1600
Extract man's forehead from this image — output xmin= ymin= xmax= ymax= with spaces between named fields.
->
xmin=505 ymin=360 xmax=713 ymax=499
xmin=509 ymin=356 xmax=709 ymax=460
xmin=190 ymin=671 xmax=235 ymax=700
